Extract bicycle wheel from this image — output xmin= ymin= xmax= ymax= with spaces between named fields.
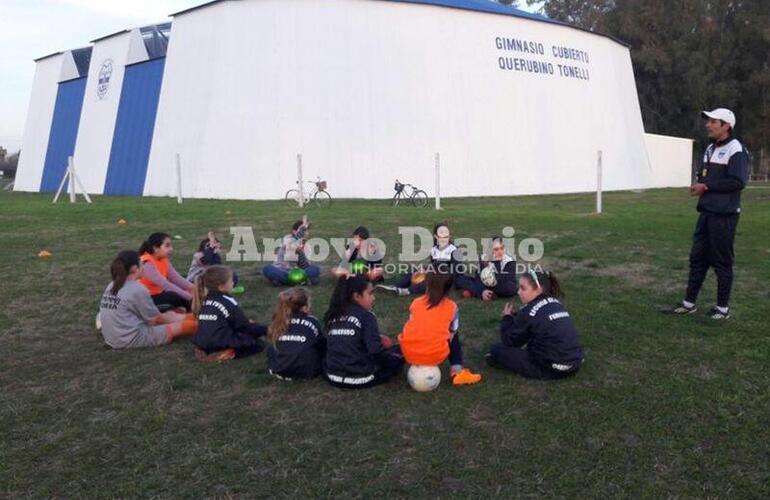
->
xmin=314 ymin=190 xmax=332 ymax=208
xmin=411 ymin=190 xmax=429 ymax=208
xmin=285 ymin=189 xmax=301 ymax=207
xmin=392 ymin=193 xmax=402 ymax=206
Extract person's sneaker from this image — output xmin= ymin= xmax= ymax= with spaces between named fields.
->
xmin=375 ymin=285 xmax=411 ymax=296
xmin=451 ymin=368 xmax=482 ymax=386
xmin=706 ymin=307 xmax=731 ymax=320
xmin=462 ymin=290 xmax=473 ymax=299
xmin=231 ymin=285 xmax=245 ymax=295
xmin=95 ymin=312 xmax=102 ymax=331
xmin=666 ymin=302 xmax=698 ymax=315
xmin=194 ymin=347 xmax=236 ymax=363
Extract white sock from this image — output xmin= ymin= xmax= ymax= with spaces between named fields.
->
xmin=683 ymin=300 xmax=695 ymax=309
xmin=716 ymin=306 xmax=729 ymax=314
xmin=451 ymin=364 xmax=463 ymax=374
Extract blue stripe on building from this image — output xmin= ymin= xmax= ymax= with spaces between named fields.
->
xmin=39 ymin=77 xmax=87 ymax=192
xmin=103 ymin=57 xmax=166 ymax=196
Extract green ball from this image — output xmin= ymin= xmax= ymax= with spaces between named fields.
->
xmin=287 ymin=268 xmax=308 ymax=285
xmin=350 ymin=259 xmax=368 ymax=275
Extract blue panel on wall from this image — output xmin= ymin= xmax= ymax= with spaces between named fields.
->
xmin=40 ymin=78 xmax=87 ymax=192
xmin=103 ymin=57 xmax=165 ymax=196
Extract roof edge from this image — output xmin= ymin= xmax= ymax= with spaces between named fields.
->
xmin=170 ymin=0 xmax=226 ymax=17
xmin=33 ymin=51 xmax=63 ymax=63
xmin=169 ymin=0 xmax=630 ymax=48
xmin=90 ymin=29 xmax=130 ymax=44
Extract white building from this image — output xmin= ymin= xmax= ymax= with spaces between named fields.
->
xmin=15 ymin=0 xmax=693 ymax=199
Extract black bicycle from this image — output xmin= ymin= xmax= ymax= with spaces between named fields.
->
xmin=392 ymin=179 xmax=428 ymax=208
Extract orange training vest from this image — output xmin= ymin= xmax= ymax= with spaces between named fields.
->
xmin=398 ymin=295 xmax=457 ymax=366
xmin=139 ymin=253 xmax=169 ymax=296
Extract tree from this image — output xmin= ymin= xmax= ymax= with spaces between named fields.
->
xmin=533 ymin=0 xmax=770 ymax=172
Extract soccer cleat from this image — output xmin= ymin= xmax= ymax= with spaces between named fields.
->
xmin=194 ymin=347 xmax=236 ymax=363
xmin=231 ymin=285 xmax=245 ymax=295
xmin=95 ymin=312 xmax=102 ymax=331
xmin=667 ymin=302 xmax=698 ymax=315
xmin=462 ymin=290 xmax=473 ymax=298
xmin=451 ymin=368 xmax=482 ymax=386
xmin=706 ymin=307 xmax=730 ymax=320
xmin=396 ymin=287 xmax=411 ymax=296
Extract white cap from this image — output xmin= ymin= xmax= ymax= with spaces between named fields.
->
xmin=701 ymin=108 xmax=736 ymax=128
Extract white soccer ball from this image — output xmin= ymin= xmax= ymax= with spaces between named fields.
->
xmin=407 ymin=365 xmax=441 ymax=392
xmin=480 ymin=264 xmax=497 ymax=288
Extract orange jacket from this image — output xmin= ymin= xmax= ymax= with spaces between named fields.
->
xmin=398 ymin=296 xmax=457 ymax=366
xmin=139 ymin=253 xmax=169 ymax=296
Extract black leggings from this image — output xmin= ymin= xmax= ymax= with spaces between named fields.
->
xmin=326 ymin=347 xmax=404 ymax=389
xmin=486 ymin=343 xmax=580 ymax=380
xmin=152 ymin=291 xmax=191 ymax=311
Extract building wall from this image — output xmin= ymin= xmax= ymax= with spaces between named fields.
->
xmin=645 ymin=133 xmax=693 ymax=188
xmin=71 ymin=31 xmax=145 ymax=194
xmin=145 ymin=0 xmax=653 ymax=200
xmin=14 ymin=55 xmax=64 ymax=192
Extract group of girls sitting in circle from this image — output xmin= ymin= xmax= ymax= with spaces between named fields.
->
xmin=97 ymin=221 xmax=584 ymax=386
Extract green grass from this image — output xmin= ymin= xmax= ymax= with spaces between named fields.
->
xmin=1 ymin=188 xmax=769 ymax=498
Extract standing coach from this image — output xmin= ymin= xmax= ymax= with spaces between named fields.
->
xmin=670 ymin=108 xmax=750 ymax=320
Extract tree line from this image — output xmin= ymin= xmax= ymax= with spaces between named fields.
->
xmin=495 ymin=0 xmax=769 ymax=174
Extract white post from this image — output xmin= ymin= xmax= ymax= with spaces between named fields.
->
xmin=71 ymin=163 xmax=92 ymax=204
xmin=175 ymin=153 xmax=183 ymax=204
xmin=68 ymin=156 xmax=76 ymax=203
xmin=297 ymin=153 xmax=305 ymax=208
xmin=434 ymin=152 xmax=441 ymax=210
xmin=596 ymin=150 xmax=603 ymax=214
xmin=52 ymin=166 xmax=70 ymax=203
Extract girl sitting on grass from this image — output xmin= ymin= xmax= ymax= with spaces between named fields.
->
xmin=486 ymin=269 xmax=584 ymax=379
xmin=331 ymin=226 xmax=384 ymax=282
xmin=266 ymin=287 xmax=325 ymax=380
xmin=187 ymin=231 xmax=244 ymax=293
xmin=138 ymin=232 xmax=194 ymax=311
xmin=399 ymin=270 xmax=482 ymax=385
xmin=192 ymin=265 xmax=267 ymax=361
xmin=99 ymin=250 xmax=197 ymax=349
xmin=462 ymin=236 xmax=518 ymax=301
xmin=324 ymin=275 xmax=403 ymax=389
xmin=379 ymin=222 xmax=474 ymax=296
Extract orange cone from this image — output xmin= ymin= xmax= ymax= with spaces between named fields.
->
xmin=38 ymin=250 xmax=52 ymax=257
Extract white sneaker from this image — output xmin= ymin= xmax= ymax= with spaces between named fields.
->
xmin=375 ymin=284 xmax=398 ymax=293
xmin=668 ymin=302 xmax=697 ymax=315
xmin=396 ymin=288 xmax=411 ymax=296
xmin=707 ymin=307 xmax=730 ymax=320
xmin=95 ymin=312 xmax=102 ymax=331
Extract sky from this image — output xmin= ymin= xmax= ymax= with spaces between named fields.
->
xmin=0 ymin=0 xmax=540 ymax=154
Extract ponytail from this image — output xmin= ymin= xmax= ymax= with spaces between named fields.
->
xmin=546 ymin=271 xmax=562 ymax=299
xmin=139 ymin=232 xmax=171 ymax=256
xmin=522 ymin=269 xmax=563 ymax=299
xmin=192 ymin=265 xmax=233 ymax=314
xmin=191 ymin=275 xmax=207 ymax=314
xmin=324 ymin=275 xmax=370 ymax=329
xmin=425 ymin=269 xmax=453 ymax=309
xmin=110 ymin=250 xmax=140 ymax=295
xmin=268 ymin=287 xmax=310 ymax=344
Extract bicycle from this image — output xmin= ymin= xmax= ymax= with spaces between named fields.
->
xmin=392 ymin=179 xmax=428 ymax=208
xmin=285 ymin=177 xmax=332 ymax=208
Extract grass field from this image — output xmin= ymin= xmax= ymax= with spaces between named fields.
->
xmin=1 ymin=188 xmax=769 ymax=498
